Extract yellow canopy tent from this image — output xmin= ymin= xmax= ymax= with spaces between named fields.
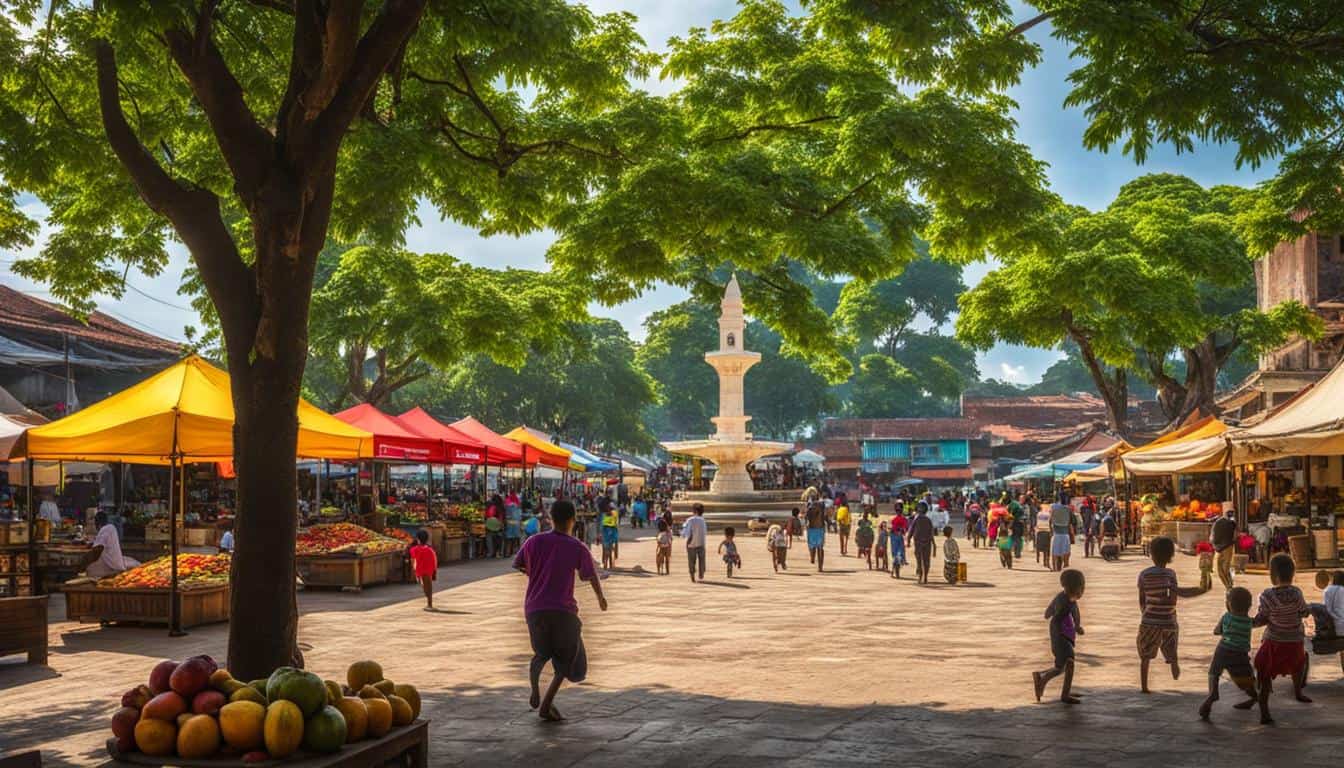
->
xmin=503 ymin=426 xmax=573 ymax=470
xmin=1230 ymin=358 xmax=1344 ymax=463
xmin=1119 ymin=417 xmax=1229 ymax=476
xmin=6 ymin=356 xmax=372 ymax=636
xmin=8 ymin=355 xmax=373 ymax=463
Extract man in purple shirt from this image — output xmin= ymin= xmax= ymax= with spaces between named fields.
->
xmin=513 ymin=499 xmax=607 ymax=721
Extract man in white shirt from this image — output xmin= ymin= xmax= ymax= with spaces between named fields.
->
xmin=1313 ymin=571 xmax=1344 ymax=638
xmin=682 ymin=503 xmax=708 ymax=583
xmin=82 ymin=511 xmax=140 ymax=579
xmin=38 ymin=494 xmax=62 ymax=526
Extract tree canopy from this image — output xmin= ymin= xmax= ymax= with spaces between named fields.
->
xmin=957 ymin=174 xmax=1319 ymax=433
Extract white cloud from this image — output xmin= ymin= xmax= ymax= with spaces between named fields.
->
xmin=999 ymin=362 xmax=1028 ymax=383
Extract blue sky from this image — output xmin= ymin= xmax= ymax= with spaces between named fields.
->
xmin=0 ymin=1 xmax=1278 ymax=384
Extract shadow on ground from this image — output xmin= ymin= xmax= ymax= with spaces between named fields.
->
xmin=413 ymin=680 xmax=1344 ymax=768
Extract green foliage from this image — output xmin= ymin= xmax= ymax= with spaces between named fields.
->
xmin=636 ymin=299 xmax=835 ymax=439
xmin=304 ymin=245 xmax=585 ymax=409
xmin=402 ymin=319 xmax=657 ymax=451
xmin=1045 ymin=0 xmax=1344 ymax=255
xmin=833 ymin=244 xmax=966 ymax=355
xmin=847 ymin=354 xmax=922 ymax=418
xmin=957 ymin=174 xmax=1319 ymax=429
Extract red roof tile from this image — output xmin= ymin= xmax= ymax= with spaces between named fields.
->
xmin=0 ymin=285 xmax=180 ymax=356
xmin=821 ymin=418 xmax=985 ymax=441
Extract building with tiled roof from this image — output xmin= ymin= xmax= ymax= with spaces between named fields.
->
xmin=0 ymin=285 xmax=181 ymax=416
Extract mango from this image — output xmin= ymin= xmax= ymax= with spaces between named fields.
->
xmin=392 ymin=684 xmax=420 ymax=719
xmin=347 ymin=660 xmax=383 ymax=691
xmin=387 ymin=694 xmax=414 ymax=726
xmin=364 ymin=697 xmax=392 ymax=738
xmin=335 ymin=697 xmax=368 ymax=742
xmin=263 ymin=700 xmax=304 ymax=758
xmin=177 ymin=714 xmax=221 ymax=759
xmin=357 ymin=684 xmax=386 ymax=700
xmin=372 ymin=679 xmax=396 ymax=696
xmin=230 ymin=686 xmax=267 ymax=705
xmin=219 ymin=701 xmax=266 ymax=751
xmin=142 ymin=691 xmax=187 ymax=721
xmin=134 ymin=717 xmax=176 ymax=757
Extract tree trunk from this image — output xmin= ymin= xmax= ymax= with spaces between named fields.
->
xmin=225 ymin=209 xmax=323 ymax=680
xmin=1066 ymin=326 xmax=1128 ymax=435
xmin=1176 ymin=339 xmax=1222 ymax=424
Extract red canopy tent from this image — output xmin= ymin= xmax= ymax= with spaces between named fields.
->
xmin=449 ymin=416 xmax=526 ymax=465
xmin=333 ymin=403 xmax=445 ymax=463
xmin=396 ymin=407 xmax=489 ymax=464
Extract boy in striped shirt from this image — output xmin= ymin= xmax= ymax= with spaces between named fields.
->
xmin=1253 ymin=553 xmax=1312 ymax=724
xmin=1199 ymin=586 xmax=1259 ymax=721
xmin=1136 ymin=537 xmax=1208 ymax=693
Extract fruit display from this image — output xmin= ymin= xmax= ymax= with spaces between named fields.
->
xmin=295 ymin=523 xmax=405 ymax=556
xmin=382 ymin=528 xmax=414 ymax=545
xmin=98 ymin=554 xmax=231 ymax=590
xmin=109 ymin=657 xmax=420 ymax=762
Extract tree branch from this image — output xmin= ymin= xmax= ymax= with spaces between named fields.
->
xmin=94 ymin=42 xmax=191 ymax=212
xmin=707 ymin=115 xmax=837 ymax=143
xmin=1008 ymin=11 xmax=1054 ymax=38
xmin=162 ymin=17 xmax=273 ymax=200
xmin=821 ymin=175 xmax=877 ymax=218
xmin=452 ymin=54 xmax=506 ymax=138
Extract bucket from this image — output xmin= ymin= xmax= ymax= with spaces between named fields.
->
xmin=957 ymin=561 xmax=968 ymax=583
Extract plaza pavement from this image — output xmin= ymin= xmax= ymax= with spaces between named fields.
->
xmin=3 ymin=526 xmax=1343 ymax=767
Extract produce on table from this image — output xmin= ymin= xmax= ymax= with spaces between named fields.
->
xmin=295 ymin=523 xmax=405 ymax=556
xmin=98 ymin=554 xmax=231 ymax=590
xmin=383 ymin=527 xmax=414 ymax=545
xmin=110 ymin=659 xmax=420 ymax=760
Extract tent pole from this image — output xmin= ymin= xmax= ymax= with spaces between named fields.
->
xmin=168 ymin=456 xmax=185 ymax=637
xmin=1304 ymin=455 xmax=1313 ymax=564
xmin=26 ymin=459 xmax=36 ymax=595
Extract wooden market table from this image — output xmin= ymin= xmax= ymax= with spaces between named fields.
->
xmin=296 ymin=550 xmax=404 ymax=590
xmin=0 ymin=595 xmax=49 ymax=665
xmin=102 ymin=720 xmax=428 ymax=767
xmin=62 ymin=582 xmax=230 ymax=628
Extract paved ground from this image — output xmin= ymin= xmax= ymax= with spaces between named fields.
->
xmin=3 ymin=526 xmax=1343 ymax=767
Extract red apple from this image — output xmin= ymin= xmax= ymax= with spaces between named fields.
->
xmin=169 ymin=657 xmax=212 ymax=698
xmin=141 ymin=691 xmax=187 ymax=721
xmin=111 ymin=706 xmax=140 ymax=742
xmin=148 ymin=660 xmax=178 ymax=694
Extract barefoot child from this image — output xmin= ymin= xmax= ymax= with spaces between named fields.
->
xmin=719 ymin=526 xmax=742 ymax=577
xmin=409 ymin=529 xmax=438 ymax=610
xmin=1199 ymin=586 xmax=1259 ymax=721
xmin=942 ymin=526 xmax=961 ymax=584
xmin=1034 ymin=569 xmax=1085 ymax=704
xmin=874 ymin=521 xmax=889 ymax=572
xmin=888 ymin=512 xmax=907 ymax=579
xmin=768 ymin=523 xmax=788 ymax=572
xmin=655 ymin=519 xmax=672 ymax=575
xmin=1253 ymin=553 xmax=1312 ymax=723
xmin=1137 ymin=536 xmax=1207 ymax=693
xmin=600 ymin=504 xmax=620 ymax=570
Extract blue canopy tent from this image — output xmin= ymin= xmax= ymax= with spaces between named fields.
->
xmin=558 ymin=441 xmax=619 ymax=473
xmin=1002 ymin=462 xmax=1101 ymax=484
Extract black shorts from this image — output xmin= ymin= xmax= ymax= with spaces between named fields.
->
xmin=1051 ymin=634 xmax=1075 ymax=670
xmin=526 ymin=610 xmax=588 ymax=683
xmin=1209 ymin=643 xmax=1253 ymax=682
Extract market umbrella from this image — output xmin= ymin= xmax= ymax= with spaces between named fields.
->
xmin=395 ymin=407 xmax=488 ymax=464
xmin=504 ymin=426 xmax=573 ymax=469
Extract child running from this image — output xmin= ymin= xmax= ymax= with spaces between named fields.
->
xmin=1253 ymin=553 xmax=1312 ymax=723
xmin=1137 ymin=536 xmax=1207 ymax=693
xmin=719 ymin=526 xmax=742 ymax=577
xmin=856 ymin=514 xmax=876 ymax=569
xmin=874 ymin=521 xmax=889 ymax=572
xmin=767 ymin=523 xmax=788 ymax=572
xmin=655 ymin=519 xmax=672 ymax=575
xmin=409 ymin=530 xmax=438 ymax=611
xmin=997 ymin=521 xmax=1014 ymax=568
xmin=1034 ymin=569 xmax=1085 ymax=704
xmin=1200 ymin=586 xmax=1260 ymax=721
xmin=942 ymin=526 xmax=960 ymax=584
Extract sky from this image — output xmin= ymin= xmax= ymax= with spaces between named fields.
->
xmin=0 ymin=1 xmax=1279 ymax=385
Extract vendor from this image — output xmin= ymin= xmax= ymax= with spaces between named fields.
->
xmin=81 ymin=511 xmax=141 ymax=579
xmin=218 ymin=520 xmax=235 ymax=554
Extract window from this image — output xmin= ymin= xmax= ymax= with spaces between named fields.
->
xmin=911 ymin=443 xmax=941 ymax=465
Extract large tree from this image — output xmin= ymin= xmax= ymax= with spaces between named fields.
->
xmin=833 ymin=247 xmax=965 ymax=359
xmin=957 ymin=174 xmax=1319 ymax=433
xmin=0 ymin=0 xmax=1053 ymax=675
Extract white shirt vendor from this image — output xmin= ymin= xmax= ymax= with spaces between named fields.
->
xmin=86 ymin=519 xmax=141 ymax=579
xmin=38 ymin=499 xmax=62 ymax=526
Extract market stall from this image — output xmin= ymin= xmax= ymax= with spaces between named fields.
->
xmin=503 ymin=425 xmax=573 ymax=470
xmin=294 ymin=522 xmax=407 ymax=590
xmin=1119 ymin=417 xmax=1231 ymax=550
xmin=1229 ymin=359 xmax=1344 ymax=567
xmin=63 ymin=552 xmax=232 ymax=628
xmin=7 ymin=355 xmax=374 ymax=633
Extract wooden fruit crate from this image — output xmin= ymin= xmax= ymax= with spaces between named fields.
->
xmin=104 ymin=719 xmax=428 ymax=767
xmin=62 ymin=583 xmax=230 ymax=628
xmin=0 ymin=595 xmax=48 ymax=664
xmin=296 ymin=550 xmax=402 ymax=590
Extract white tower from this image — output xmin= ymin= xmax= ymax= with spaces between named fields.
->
xmin=707 ymin=274 xmax=760 ymax=442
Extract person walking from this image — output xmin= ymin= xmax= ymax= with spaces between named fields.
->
xmin=682 ymin=503 xmax=709 ymax=583
xmin=805 ymin=499 xmax=827 ymax=572
xmin=1211 ymin=507 xmax=1238 ymax=590
xmin=908 ymin=502 xmax=936 ymax=584
xmin=512 ymin=500 xmax=608 ymax=722
xmin=1049 ymin=493 xmax=1075 ymax=572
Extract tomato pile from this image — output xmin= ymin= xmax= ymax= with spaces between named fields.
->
xmin=296 ymin=524 xmax=404 ymax=556
xmin=99 ymin=554 xmax=232 ymax=590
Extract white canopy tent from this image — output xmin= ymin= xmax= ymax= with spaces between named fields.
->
xmin=1230 ymin=359 xmax=1344 ymax=463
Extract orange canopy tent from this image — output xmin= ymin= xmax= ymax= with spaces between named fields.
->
xmin=504 ymin=426 xmax=573 ymax=470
